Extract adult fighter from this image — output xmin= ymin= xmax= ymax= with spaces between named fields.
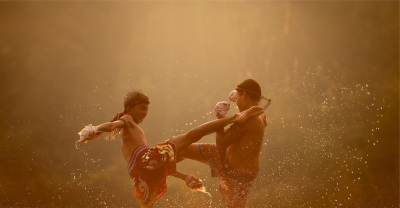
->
xmin=177 ymin=79 xmax=271 ymax=208
xmin=77 ymin=89 xmax=264 ymax=208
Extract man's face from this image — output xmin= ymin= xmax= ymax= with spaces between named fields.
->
xmin=128 ymin=103 xmax=149 ymax=124
xmin=235 ymin=91 xmax=246 ymax=112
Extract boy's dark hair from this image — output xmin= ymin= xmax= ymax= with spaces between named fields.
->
xmin=124 ymin=89 xmax=150 ymax=111
xmin=100 ymin=89 xmax=150 ymax=141
xmin=236 ymin=79 xmax=262 ymax=101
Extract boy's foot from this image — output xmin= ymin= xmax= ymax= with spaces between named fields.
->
xmin=235 ymin=106 xmax=265 ymax=123
xmin=185 ymin=175 xmax=204 ymax=190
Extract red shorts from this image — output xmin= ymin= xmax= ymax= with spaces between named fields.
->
xmin=127 ymin=140 xmax=176 ymax=208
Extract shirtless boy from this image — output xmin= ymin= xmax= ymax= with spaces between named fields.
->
xmin=78 ymin=89 xmax=264 ymax=208
xmin=177 ymin=79 xmax=269 ymax=208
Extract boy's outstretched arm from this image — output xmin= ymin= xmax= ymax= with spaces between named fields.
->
xmin=96 ymin=120 xmax=126 ymax=132
xmin=78 ymin=119 xmax=126 ymax=143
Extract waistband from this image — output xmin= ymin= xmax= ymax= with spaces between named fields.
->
xmin=210 ymin=144 xmax=260 ymax=183
xmin=127 ymin=144 xmax=150 ymax=173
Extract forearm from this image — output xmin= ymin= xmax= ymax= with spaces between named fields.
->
xmin=79 ymin=119 xmax=125 ymax=143
xmin=172 ymin=171 xmax=188 ymax=181
xmin=96 ymin=122 xmax=119 ymax=132
xmin=216 ymin=124 xmax=244 ymax=150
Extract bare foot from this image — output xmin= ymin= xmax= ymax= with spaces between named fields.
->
xmin=235 ymin=106 xmax=265 ymax=123
xmin=185 ymin=175 xmax=204 ymax=190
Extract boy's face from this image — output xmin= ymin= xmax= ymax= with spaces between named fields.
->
xmin=128 ymin=103 xmax=149 ymax=124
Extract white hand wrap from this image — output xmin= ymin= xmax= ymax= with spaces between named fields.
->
xmin=78 ymin=124 xmax=98 ymax=143
xmin=214 ymin=101 xmax=230 ymax=118
xmin=229 ymin=90 xmax=237 ymax=102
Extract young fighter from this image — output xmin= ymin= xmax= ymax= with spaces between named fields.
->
xmin=177 ymin=79 xmax=270 ymax=208
xmin=78 ymin=89 xmax=264 ymax=208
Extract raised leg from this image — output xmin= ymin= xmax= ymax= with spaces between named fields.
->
xmin=170 ymin=115 xmax=236 ymax=153
xmin=170 ymin=106 xmax=264 ymax=153
xmin=177 ymin=144 xmax=208 ymax=165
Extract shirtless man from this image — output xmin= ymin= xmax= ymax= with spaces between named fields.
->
xmin=78 ymin=89 xmax=264 ymax=208
xmin=177 ymin=79 xmax=269 ymax=208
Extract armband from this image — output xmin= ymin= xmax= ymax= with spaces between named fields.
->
xmin=118 ymin=118 xmax=127 ymax=128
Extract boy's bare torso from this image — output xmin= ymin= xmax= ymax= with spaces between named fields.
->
xmin=226 ymin=116 xmax=265 ymax=174
xmin=119 ymin=115 xmax=147 ymax=164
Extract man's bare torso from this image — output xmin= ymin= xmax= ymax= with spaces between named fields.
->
xmin=119 ymin=115 xmax=147 ymax=164
xmin=226 ymin=116 xmax=265 ymax=174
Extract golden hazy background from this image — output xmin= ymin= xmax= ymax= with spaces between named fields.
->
xmin=0 ymin=1 xmax=398 ymax=207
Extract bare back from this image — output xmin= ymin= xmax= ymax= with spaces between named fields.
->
xmin=119 ymin=115 xmax=147 ymax=164
xmin=226 ymin=116 xmax=265 ymax=174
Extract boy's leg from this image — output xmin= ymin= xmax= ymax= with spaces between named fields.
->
xmin=170 ymin=116 xmax=236 ymax=153
xmin=170 ymin=105 xmax=264 ymax=152
xmin=177 ymin=144 xmax=208 ymax=164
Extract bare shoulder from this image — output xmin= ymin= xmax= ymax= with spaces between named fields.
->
xmin=120 ymin=115 xmax=136 ymax=126
xmin=234 ymin=116 xmax=263 ymax=132
xmin=246 ymin=116 xmax=264 ymax=132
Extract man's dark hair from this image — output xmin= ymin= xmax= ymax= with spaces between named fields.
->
xmin=124 ymin=89 xmax=150 ymax=110
xmin=236 ymin=79 xmax=262 ymax=101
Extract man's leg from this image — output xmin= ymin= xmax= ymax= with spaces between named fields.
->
xmin=170 ymin=105 xmax=264 ymax=153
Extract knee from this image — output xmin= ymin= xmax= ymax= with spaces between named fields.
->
xmin=176 ymin=156 xmax=186 ymax=163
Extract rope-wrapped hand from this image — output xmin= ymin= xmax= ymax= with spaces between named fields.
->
xmin=214 ymin=101 xmax=230 ymax=118
xmin=78 ymin=124 xmax=98 ymax=143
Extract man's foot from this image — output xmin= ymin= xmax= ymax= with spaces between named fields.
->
xmin=235 ymin=106 xmax=265 ymax=123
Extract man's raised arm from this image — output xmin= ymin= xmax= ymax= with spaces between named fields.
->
xmin=216 ymin=121 xmax=250 ymax=150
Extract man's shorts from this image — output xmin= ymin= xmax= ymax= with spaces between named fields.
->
xmin=199 ymin=143 xmax=259 ymax=208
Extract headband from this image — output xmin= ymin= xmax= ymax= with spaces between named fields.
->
xmin=124 ymin=97 xmax=150 ymax=110
xmin=235 ymin=87 xmax=262 ymax=98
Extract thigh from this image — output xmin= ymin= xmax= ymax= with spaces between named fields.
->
xmin=169 ymin=133 xmax=193 ymax=153
xmin=178 ymin=144 xmax=208 ymax=165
